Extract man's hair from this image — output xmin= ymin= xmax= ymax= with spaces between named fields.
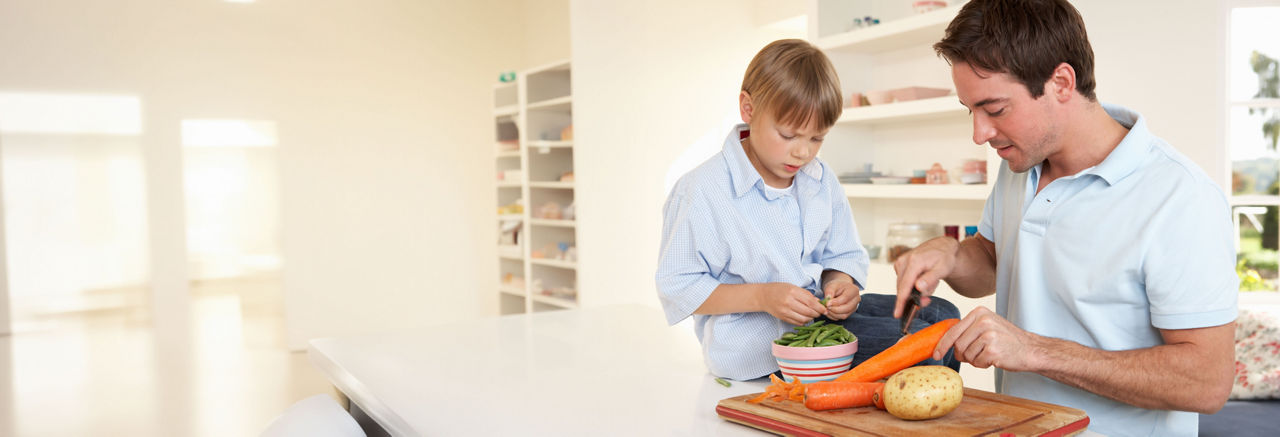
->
xmin=742 ymin=39 xmax=843 ymax=129
xmin=933 ymin=0 xmax=1097 ymax=100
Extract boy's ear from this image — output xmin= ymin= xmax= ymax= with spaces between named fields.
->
xmin=739 ymin=91 xmax=754 ymax=123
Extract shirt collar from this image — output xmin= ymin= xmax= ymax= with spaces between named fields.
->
xmin=1088 ymin=103 xmax=1151 ymax=185
xmin=722 ymin=123 xmax=824 ymax=199
xmin=1030 ymin=103 xmax=1150 ymax=185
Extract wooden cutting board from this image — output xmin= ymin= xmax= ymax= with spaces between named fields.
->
xmin=717 ymin=387 xmax=1089 ymax=437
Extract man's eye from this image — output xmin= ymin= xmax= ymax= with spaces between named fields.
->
xmin=987 ymin=108 xmax=1005 ymax=116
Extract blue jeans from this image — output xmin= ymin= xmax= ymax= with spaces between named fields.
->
xmin=771 ymin=293 xmax=961 ymax=379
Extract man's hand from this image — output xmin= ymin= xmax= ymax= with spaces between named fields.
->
xmin=892 ymin=236 xmax=962 ymax=317
xmin=822 ymin=279 xmax=861 ymax=321
xmin=758 ymin=282 xmax=826 ymax=326
xmin=934 ymin=306 xmax=1042 ymax=371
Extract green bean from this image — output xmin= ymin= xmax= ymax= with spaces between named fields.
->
xmin=813 ymin=326 xmax=835 ymax=344
xmin=715 ymin=377 xmax=732 ymax=387
xmin=816 ymin=339 xmax=840 ymax=347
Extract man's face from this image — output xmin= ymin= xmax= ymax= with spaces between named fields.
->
xmin=952 ymin=62 xmax=1059 ymax=173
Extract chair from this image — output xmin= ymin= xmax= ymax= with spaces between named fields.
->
xmin=260 ymin=394 xmax=366 ymax=437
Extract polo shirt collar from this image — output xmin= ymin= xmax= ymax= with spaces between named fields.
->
xmin=1088 ymin=104 xmax=1151 ymax=185
xmin=722 ymin=123 xmax=824 ymax=199
xmin=1029 ymin=103 xmax=1150 ymax=186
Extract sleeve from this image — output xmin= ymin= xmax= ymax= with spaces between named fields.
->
xmin=818 ymin=176 xmax=869 ymax=289
xmin=654 ymin=185 xmax=725 ymax=325
xmin=1142 ymin=181 xmax=1239 ymax=330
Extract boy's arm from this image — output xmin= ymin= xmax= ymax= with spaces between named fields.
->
xmin=817 ymin=180 xmax=869 ymax=288
xmin=696 ymin=283 xmax=827 ymax=326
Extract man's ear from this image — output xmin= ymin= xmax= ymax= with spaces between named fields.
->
xmin=1046 ymin=62 xmax=1077 ymax=103
xmin=740 ymin=91 xmax=754 ymax=123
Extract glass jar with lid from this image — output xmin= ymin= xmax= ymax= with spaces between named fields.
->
xmin=886 ymin=222 xmax=942 ymax=263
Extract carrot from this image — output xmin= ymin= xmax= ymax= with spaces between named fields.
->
xmin=834 ymin=318 xmax=959 ymax=383
xmin=803 ymin=381 xmax=885 ymax=411
xmin=871 ymin=383 xmax=886 ymax=410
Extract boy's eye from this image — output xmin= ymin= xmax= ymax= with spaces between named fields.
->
xmin=986 ymin=108 xmax=1005 ymax=116
xmin=779 ymin=133 xmax=795 ymax=140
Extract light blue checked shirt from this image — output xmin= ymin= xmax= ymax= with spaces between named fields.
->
xmin=656 ymin=124 xmax=869 ymax=380
xmin=982 ymin=105 xmax=1237 ymax=436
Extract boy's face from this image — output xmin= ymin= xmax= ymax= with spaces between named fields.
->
xmin=739 ymin=92 xmax=829 ymax=189
xmin=952 ymin=62 xmax=1060 ymax=173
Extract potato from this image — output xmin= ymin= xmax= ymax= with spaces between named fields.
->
xmin=882 ymin=365 xmax=964 ymax=420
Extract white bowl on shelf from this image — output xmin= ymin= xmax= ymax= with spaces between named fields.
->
xmin=870 ymin=176 xmax=911 ymax=185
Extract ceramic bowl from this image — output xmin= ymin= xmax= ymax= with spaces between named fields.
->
xmin=772 ymin=341 xmax=858 ymax=383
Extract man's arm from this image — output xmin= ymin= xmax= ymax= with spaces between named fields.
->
xmin=938 ymin=308 xmax=1236 ymax=414
xmin=893 ymin=234 xmax=999 ymax=317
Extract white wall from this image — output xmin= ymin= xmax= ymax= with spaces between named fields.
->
xmin=570 ymin=0 xmax=803 ymax=309
xmin=521 ymin=0 xmax=571 ymax=68
xmin=0 ymin=0 xmax=524 ymax=348
xmin=1078 ymin=0 xmax=1226 ymax=186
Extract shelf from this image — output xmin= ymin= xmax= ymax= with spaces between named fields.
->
xmin=837 ymin=96 xmax=963 ymax=125
xmin=499 ymin=285 xmax=525 ymax=298
xmin=841 ymin=183 xmax=991 ymax=200
xmin=497 ymin=181 xmax=522 ymax=188
xmin=499 ymin=253 xmax=524 ymax=261
xmin=493 ymin=104 xmax=519 ymax=117
xmin=493 ymin=81 xmax=517 ymax=91
xmin=530 ymin=258 xmax=576 ymax=270
xmin=816 ymin=5 xmax=963 ymax=55
xmin=498 ymin=214 xmax=523 ymax=221
xmin=496 ymin=150 xmax=521 ymax=158
xmin=529 ymin=181 xmax=575 ymax=189
xmin=530 ymin=218 xmax=575 ymax=228
xmin=528 ymin=140 xmax=573 ymax=149
xmin=526 ymin=96 xmax=572 ymax=111
xmin=530 ymin=294 xmax=578 ymax=309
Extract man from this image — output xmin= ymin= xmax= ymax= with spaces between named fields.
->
xmin=891 ymin=0 xmax=1238 ymax=435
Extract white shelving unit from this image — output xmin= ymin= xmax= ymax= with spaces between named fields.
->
xmin=492 ymin=59 xmax=579 ymax=315
xmin=810 ymin=0 xmax=997 ymax=392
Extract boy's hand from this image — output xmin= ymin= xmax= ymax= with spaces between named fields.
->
xmin=822 ymin=279 xmax=861 ymax=321
xmin=759 ymin=283 xmax=826 ymax=326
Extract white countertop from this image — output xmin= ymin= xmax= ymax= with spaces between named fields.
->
xmin=308 ymin=304 xmax=771 ymax=436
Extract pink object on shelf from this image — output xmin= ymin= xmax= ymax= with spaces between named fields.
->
xmin=891 ymin=86 xmax=951 ymax=102
xmin=926 ymin=162 xmax=949 ymax=184
xmin=913 ymin=1 xmax=948 ymax=14
xmin=865 ymin=89 xmax=893 ymax=105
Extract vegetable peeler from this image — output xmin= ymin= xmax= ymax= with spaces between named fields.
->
xmin=899 ymin=288 xmax=923 ymax=337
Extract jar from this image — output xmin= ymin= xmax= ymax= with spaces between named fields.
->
xmin=886 ymin=222 xmax=942 ymax=263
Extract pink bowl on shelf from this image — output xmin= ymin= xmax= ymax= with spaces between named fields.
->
xmin=864 ymin=89 xmax=894 ymax=105
xmin=891 ymin=86 xmax=951 ymax=102
xmin=913 ymin=1 xmax=948 ymax=14
xmin=771 ymin=341 xmax=858 ymax=383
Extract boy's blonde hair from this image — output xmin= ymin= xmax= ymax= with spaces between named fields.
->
xmin=741 ymin=39 xmax=843 ymax=129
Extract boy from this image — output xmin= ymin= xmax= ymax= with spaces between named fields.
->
xmin=656 ymin=39 xmax=959 ymax=381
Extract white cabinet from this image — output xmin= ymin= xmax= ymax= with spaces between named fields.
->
xmin=493 ymin=60 xmax=579 ymax=315
xmin=810 ymin=0 xmax=997 ymax=391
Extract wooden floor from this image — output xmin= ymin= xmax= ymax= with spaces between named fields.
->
xmin=0 ymin=274 xmax=338 ymax=436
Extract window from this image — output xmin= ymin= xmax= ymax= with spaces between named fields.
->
xmin=1228 ymin=3 xmax=1280 ymax=292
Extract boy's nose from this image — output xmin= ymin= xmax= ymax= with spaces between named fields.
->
xmin=792 ymin=144 xmax=812 ymax=160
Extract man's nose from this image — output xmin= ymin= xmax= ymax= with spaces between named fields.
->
xmin=972 ymin=115 xmax=997 ymax=145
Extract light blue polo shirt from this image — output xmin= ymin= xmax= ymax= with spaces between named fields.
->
xmin=980 ymin=104 xmax=1238 ymax=436
xmin=655 ymin=123 xmax=869 ymax=380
